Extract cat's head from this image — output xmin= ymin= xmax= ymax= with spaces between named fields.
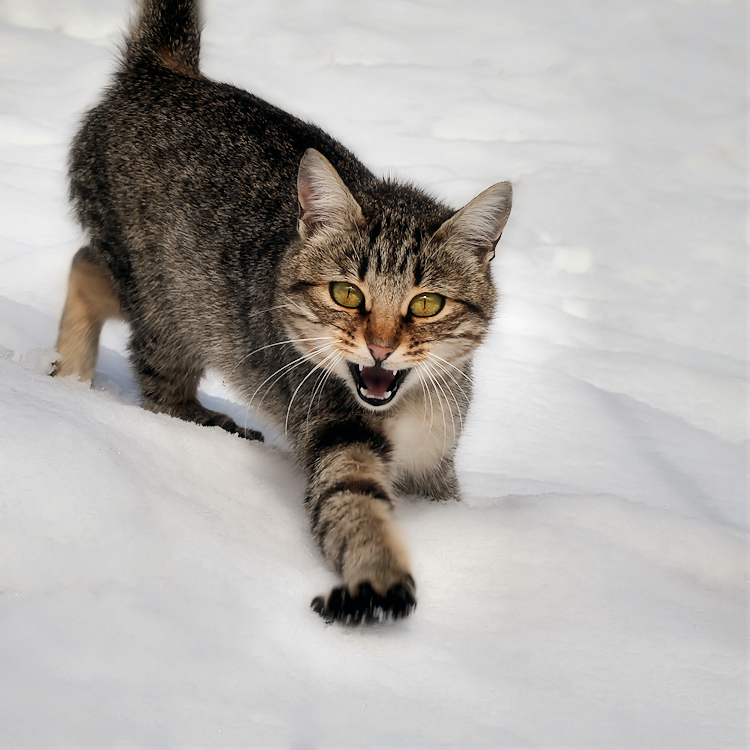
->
xmin=278 ymin=148 xmax=512 ymax=411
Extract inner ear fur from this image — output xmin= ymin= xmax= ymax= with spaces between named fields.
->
xmin=435 ymin=182 xmax=512 ymax=264
xmin=297 ymin=149 xmax=364 ymax=237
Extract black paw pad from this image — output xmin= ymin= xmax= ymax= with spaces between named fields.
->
xmin=311 ymin=576 xmax=416 ymax=625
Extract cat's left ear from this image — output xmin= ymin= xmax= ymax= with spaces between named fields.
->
xmin=297 ymin=148 xmax=364 ymax=238
xmin=436 ymin=182 xmax=512 ymax=266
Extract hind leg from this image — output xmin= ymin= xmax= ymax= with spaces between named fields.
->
xmin=53 ymin=246 xmax=121 ymax=381
xmin=129 ymin=332 xmax=264 ymax=441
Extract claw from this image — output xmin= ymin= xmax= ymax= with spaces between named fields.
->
xmin=311 ymin=577 xmax=416 ymax=625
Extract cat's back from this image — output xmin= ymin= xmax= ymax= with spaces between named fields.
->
xmin=72 ymin=55 xmax=374 ymax=226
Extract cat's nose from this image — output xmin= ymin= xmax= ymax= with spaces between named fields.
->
xmin=368 ymin=344 xmax=394 ymax=363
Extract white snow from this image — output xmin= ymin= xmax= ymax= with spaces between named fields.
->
xmin=0 ymin=0 xmax=746 ymax=746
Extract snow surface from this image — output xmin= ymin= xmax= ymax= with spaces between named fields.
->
xmin=0 ymin=0 xmax=746 ymax=745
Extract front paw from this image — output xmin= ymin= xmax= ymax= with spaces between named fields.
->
xmin=311 ymin=575 xmax=416 ymax=625
xmin=234 ymin=425 xmax=264 ymax=441
xmin=205 ymin=414 xmax=263 ymax=441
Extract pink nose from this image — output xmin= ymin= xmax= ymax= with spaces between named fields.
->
xmin=369 ymin=344 xmax=394 ymax=363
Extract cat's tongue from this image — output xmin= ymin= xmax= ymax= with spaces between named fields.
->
xmin=360 ymin=364 xmax=396 ymax=399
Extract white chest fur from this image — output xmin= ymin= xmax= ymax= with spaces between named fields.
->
xmin=384 ymin=388 xmax=457 ymax=481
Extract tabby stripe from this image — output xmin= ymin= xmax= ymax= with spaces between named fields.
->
xmin=368 ymin=217 xmax=383 ymax=245
xmin=397 ymin=244 xmax=414 ymax=274
xmin=317 ymin=479 xmax=392 ymax=505
xmin=336 ymin=535 xmax=349 ymax=574
xmin=289 ymin=280 xmax=316 ymax=293
xmin=357 ymin=252 xmax=369 ymax=280
xmin=313 ymin=422 xmax=391 ymax=458
xmin=451 ymin=331 xmax=484 ymax=342
xmin=413 ymin=255 xmax=424 ymax=287
xmin=455 ymin=297 xmax=493 ymax=321
xmin=313 ymin=517 xmax=332 ymax=548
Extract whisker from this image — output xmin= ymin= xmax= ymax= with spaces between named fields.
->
xmin=426 ymin=355 xmax=472 ymax=407
xmin=429 ymin=361 xmax=465 ymax=434
xmin=230 ymin=335 xmax=333 ymax=378
xmin=421 ymin=362 xmax=457 ymax=449
xmin=415 ymin=367 xmax=430 ymax=431
xmin=304 ymin=369 xmax=329 ymax=435
xmin=307 ymin=352 xmax=341 ymax=426
xmin=426 ymin=352 xmax=474 ymax=385
xmin=285 ymin=349 xmax=340 ymax=435
xmin=311 ymin=353 xmax=343 ymax=432
xmin=412 ymin=367 xmax=437 ymax=457
xmin=283 ymin=296 xmax=311 ymax=316
xmin=248 ymin=343 xmax=335 ymax=408
xmin=417 ymin=364 xmax=451 ymax=456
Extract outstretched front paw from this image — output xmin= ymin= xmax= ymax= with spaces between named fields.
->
xmin=311 ymin=575 xmax=416 ymax=625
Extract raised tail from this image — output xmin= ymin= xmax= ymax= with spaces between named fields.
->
xmin=125 ymin=0 xmax=202 ymax=76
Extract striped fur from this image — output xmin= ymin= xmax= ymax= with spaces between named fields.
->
xmin=54 ymin=0 xmax=512 ymax=624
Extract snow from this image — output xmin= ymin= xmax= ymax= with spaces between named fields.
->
xmin=0 ymin=0 xmax=746 ymax=745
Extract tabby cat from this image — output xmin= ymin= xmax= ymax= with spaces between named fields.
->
xmin=54 ymin=0 xmax=512 ymax=624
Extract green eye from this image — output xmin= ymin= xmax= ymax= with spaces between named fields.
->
xmin=330 ymin=281 xmax=364 ymax=309
xmin=409 ymin=292 xmax=445 ymax=317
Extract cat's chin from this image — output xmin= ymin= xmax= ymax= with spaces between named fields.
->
xmin=347 ymin=362 xmax=409 ymax=409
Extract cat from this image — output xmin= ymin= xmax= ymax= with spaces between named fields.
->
xmin=53 ymin=0 xmax=512 ymax=624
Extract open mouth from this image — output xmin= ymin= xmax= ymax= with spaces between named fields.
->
xmin=348 ymin=362 xmax=409 ymax=407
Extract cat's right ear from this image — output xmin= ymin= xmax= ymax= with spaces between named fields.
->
xmin=297 ymin=149 xmax=364 ymax=238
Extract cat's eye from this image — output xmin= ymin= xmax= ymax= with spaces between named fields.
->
xmin=409 ymin=292 xmax=445 ymax=317
xmin=330 ymin=281 xmax=364 ymax=309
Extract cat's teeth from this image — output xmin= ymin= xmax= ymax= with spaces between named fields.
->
xmin=361 ymin=389 xmax=392 ymax=400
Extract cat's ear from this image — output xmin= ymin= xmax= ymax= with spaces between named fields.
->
xmin=297 ymin=149 xmax=364 ymax=238
xmin=436 ymin=182 xmax=512 ymax=265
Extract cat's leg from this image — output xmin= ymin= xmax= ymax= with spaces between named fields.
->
xmin=53 ymin=246 xmax=121 ymax=381
xmin=396 ymin=455 xmax=462 ymax=501
xmin=128 ymin=329 xmax=264 ymax=441
xmin=305 ymin=422 xmax=416 ymax=624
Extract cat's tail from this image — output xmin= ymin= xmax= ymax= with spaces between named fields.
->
xmin=124 ymin=0 xmax=202 ymax=77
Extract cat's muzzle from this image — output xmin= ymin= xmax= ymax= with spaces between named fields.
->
xmin=348 ymin=362 xmax=409 ymax=407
